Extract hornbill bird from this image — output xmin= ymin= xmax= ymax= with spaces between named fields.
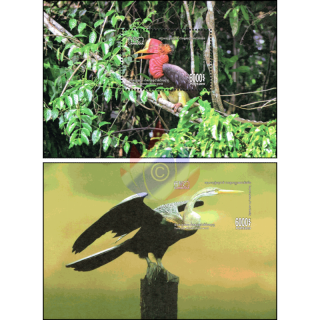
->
xmin=135 ymin=38 xmax=199 ymax=112
xmin=66 ymin=187 xmax=243 ymax=272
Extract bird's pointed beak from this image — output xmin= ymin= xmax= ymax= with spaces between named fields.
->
xmin=135 ymin=54 xmax=154 ymax=60
xmin=217 ymin=189 xmax=244 ymax=194
xmin=135 ymin=46 xmax=152 ymax=60
xmin=135 ymin=47 xmax=150 ymax=55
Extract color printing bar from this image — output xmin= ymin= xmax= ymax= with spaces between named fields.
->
xmin=129 ymin=158 xmax=190 ymax=162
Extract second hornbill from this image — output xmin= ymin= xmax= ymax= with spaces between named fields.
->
xmin=66 ymin=187 xmax=243 ymax=272
xmin=135 ymin=38 xmax=199 ymax=112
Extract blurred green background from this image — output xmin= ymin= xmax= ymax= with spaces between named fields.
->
xmin=44 ymin=162 xmax=276 ymax=319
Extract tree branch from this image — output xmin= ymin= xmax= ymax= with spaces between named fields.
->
xmin=206 ymin=1 xmax=224 ymax=112
xmin=183 ymin=1 xmax=195 ymax=74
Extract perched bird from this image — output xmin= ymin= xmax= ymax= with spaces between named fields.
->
xmin=66 ymin=187 xmax=243 ymax=272
xmin=135 ymin=38 xmax=199 ymax=112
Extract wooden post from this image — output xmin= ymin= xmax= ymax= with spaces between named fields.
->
xmin=140 ymin=262 xmax=179 ymax=319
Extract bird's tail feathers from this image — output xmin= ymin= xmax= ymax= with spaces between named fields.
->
xmin=66 ymin=240 xmax=130 ymax=272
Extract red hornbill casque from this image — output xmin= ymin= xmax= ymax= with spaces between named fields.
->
xmin=135 ymin=38 xmax=199 ymax=112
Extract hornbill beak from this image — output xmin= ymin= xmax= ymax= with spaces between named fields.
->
xmin=135 ymin=53 xmax=155 ymax=60
xmin=135 ymin=47 xmax=155 ymax=60
xmin=135 ymin=48 xmax=150 ymax=55
xmin=135 ymin=38 xmax=153 ymax=59
xmin=134 ymin=38 xmax=171 ymax=60
xmin=217 ymin=189 xmax=244 ymax=194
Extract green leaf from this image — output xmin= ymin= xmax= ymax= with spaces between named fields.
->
xmin=67 ymin=122 xmax=77 ymax=135
xmin=152 ymin=90 xmax=158 ymax=101
xmin=211 ymin=114 xmax=220 ymax=140
xmin=230 ymin=8 xmax=239 ymax=36
xmin=105 ymin=88 xmax=112 ymax=103
xmin=106 ymin=10 xmax=115 ymax=17
xmin=65 ymin=96 xmax=73 ymax=107
xmin=124 ymin=142 xmax=130 ymax=154
xmin=44 ymin=108 xmax=51 ymax=122
xmin=81 ymin=133 xmax=89 ymax=145
xmin=69 ymin=19 xmax=77 ymax=30
xmin=103 ymin=136 xmax=112 ymax=152
xmin=52 ymin=108 xmax=59 ymax=121
xmin=89 ymin=31 xmax=97 ymax=44
xmin=94 ymin=19 xmax=105 ymax=28
xmin=143 ymin=18 xmax=152 ymax=24
xmin=78 ymin=23 xmax=86 ymax=33
xmin=112 ymin=47 xmax=121 ymax=55
xmin=99 ymin=121 xmax=110 ymax=128
xmin=101 ymin=43 xmax=109 ymax=55
xmin=59 ymin=116 xmax=65 ymax=128
xmin=240 ymin=5 xmax=250 ymax=23
xmin=232 ymin=66 xmax=251 ymax=73
xmin=72 ymin=94 xmax=79 ymax=105
xmin=144 ymin=84 xmax=157 ymax=89
xmin=129 ymin=90 xmax=136 ymax=103
xmin=70 ymin=130 xmax=79 ymax=143
xmin=56 ymin=99 xmax=65 ymax=110
xmin=82 ymin=123 xmax=92 ymax=132
xmin=123 ymin=1 xmax=134 ymax=8
xmin=85 ymin=89 xmax=93 ymax=102
xmin=111 ymin=137 xmax=119 ymax=148
xmin=92 ymin=130 xmax=101 ymax=145
xmin=113 ymin=55 xmax=121 ymax=66
xmin=136 ymin=73 xmax=150 ymax=80
xmin=141 ymin=90 xmax=148 ymax=104
xmin=224 ymin=8 xmax=232 ymax=19
xmin=81 ymin=108 xmax=93 ymax=116
xmin=104 ymin=29 xmax=115 ymax=35
xmin=111 ymin=15 xmax=117 ymax=27
xmin=79 ymin=9 xmax=87 ymax=17
xmin=81 ymin=128 xmax=90 ymax=137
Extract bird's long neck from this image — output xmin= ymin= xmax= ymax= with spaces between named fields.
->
xmin=183 ymin=190 xmax=204 ymax=226
xmin=149 ymin=55 xmax=169 ymax=79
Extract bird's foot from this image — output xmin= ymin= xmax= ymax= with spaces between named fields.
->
xmin=157 ymin=94 xmax=162 ymax=102
xmin=156 ymin=258 xmax=165 ymax=270
xmin=145 ymin=257 xmax=153 ymax=268
xmin=172 ymin=103 xmax=182 ymax=113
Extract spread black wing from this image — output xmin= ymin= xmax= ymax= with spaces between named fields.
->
xmin=72 ymin=193 xmax=161 ymax=253
xmin=162 ymin=63 xmax=198 ymax=98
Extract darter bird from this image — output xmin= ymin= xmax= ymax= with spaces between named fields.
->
xmin=66 ymin=187 xmax=243 ymax=272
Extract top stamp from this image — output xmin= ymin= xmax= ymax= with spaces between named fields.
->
xmin=121 ymin=29 xmax=212 ymax=112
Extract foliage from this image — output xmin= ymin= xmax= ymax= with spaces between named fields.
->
xmin=142 ymin=97 xmax=276 ymax=158
xmin=43 ymin=1 xmax=277 ymax=158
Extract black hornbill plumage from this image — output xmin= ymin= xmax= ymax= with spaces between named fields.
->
xmin=135 ymin=38 xmax=199 ymax=112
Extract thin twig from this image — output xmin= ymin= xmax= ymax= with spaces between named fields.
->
xmin=147 ymin=101 xmax=169 ymax=130
xmin=224 ymin=98 xmax=276 ymax=110
xmin=118 ymin=1 xmax=135 ymax=29
xmin=101 ymin=127 xmax=168 ymax=138
xmin=60 ymin=59 xmax=87 ymax=96
xmin=98 ymin=2 xmax=115 ymax=43
xmin=221 ymin=87 xmax=276 ymax=97
xmin=206 ymin=1 xmax=224 ymax=112
xmin=183 ymin=1 xmax=195 ymax=74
